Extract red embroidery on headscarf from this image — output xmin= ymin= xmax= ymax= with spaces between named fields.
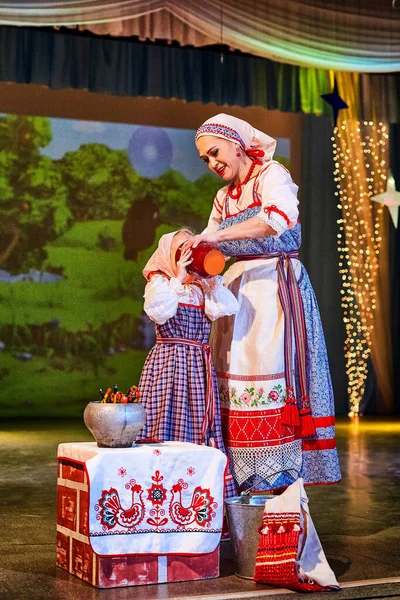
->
xmin=195 ymin=123 xmax=245 ymax=149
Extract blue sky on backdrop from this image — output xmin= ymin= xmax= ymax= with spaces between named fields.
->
xmin=2 ymin=115 xmax=290 ymax=181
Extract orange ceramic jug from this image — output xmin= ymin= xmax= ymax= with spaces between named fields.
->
xmin=176 ymin=242 xmax=225 ymax=278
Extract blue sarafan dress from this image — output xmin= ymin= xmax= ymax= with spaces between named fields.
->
xmin=205 ymin=161 xmax=341 ymax=492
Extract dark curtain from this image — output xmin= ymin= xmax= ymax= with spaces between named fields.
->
xmin=362 ymin=125 xmax=400 ymax=414
xmin=300 ymin=114 xmax=347 ymax=415
xmin=0 ymin=25 xmax=302 ymax=111
xmin=0 ymin=25 xmax=399 ymax=122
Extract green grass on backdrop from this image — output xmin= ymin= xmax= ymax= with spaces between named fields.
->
xmin=0 ymin=222 xmax=175 ymax=417
xmin=0 ymin=113 xmax=290 ymax=419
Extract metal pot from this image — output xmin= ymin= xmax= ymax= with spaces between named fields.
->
xmin=83 ymin=401 xmax=146 ymax=448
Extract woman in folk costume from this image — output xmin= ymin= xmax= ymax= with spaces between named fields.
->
xmin=138 ymin=229 xmax=238 ymax=497
xmin=189 ymin=114 xmax=341 ymax=492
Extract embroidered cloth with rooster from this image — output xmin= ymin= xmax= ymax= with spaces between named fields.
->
xmin=57 ymin=441 xmax=227 ymax=556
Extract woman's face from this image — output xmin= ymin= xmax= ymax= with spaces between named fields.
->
xmin=196 ymin=135 xmax=241 ymax=181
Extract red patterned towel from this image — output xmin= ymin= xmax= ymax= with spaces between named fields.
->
xmin=254 ymin=478 xmax=339 ymax=592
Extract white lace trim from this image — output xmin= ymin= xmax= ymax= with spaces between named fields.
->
xmin=227 ymin=440 xmax=302 ymax=486
xmin=257 ymin=210 xmax=287 ymax=237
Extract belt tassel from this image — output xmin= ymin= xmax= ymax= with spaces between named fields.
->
xmin=238 ymin=251 xmax=316 ymax=437
xmin=299 ymin=396 xmax=316 ymax=437
xmin=282 ymin=386 xmax=300 ymax=427
xmin=276 ymin=252 xmax=316 ymax=437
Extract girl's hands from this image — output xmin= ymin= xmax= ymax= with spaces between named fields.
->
xmin=175 ymin=246 xmax=193 ymax=283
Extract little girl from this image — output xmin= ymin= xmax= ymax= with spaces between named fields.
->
xmin=138 ymin=229 xmax=238 ymax=497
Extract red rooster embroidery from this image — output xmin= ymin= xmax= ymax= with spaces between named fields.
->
xmin=169 ymin=482 xmax=216 ymax=527
xmin=98 ymin=483 xmax=145 ymax=529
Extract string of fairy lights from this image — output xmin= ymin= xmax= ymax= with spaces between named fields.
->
xmin=332 ymin=120 xmax=388 ymax=416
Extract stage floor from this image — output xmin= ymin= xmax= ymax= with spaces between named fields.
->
xmin=0 ymin=417 xmax=399 ymax=600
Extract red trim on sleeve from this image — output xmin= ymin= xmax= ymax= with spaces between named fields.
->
xmin=214 ymin=196 xmax=223 ymax=209
xmin=263 ymin=204 xmax=291 ymax=226
xmin=213 ymin=196 xmax=223 ymax=215
xmin=213 ymin=202 xmax=222 ymax=215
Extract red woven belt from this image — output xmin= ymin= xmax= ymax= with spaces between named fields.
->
xmin=234 ymin=251 xmax=315 ymax=437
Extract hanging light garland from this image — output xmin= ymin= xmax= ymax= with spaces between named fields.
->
xmin=332 ymin=120 xmax=388 ymax=416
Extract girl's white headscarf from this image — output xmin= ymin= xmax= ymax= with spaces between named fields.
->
xmin=142 ymin=230 xmax=193 ymax=281
xmin=195 ymin=113 xmax=276 ymax=163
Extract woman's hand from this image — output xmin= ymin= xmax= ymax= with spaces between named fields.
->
xmin=175 ymin=246 xmax=193 ymax=283
xmin=183 ymin=232 xmax=220 ymax=250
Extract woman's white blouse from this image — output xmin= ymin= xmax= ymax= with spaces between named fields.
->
xmin=143 ymin=274 xmax=239 ymax=325
xmin=205 ymin=162 xmax=299 ymax=238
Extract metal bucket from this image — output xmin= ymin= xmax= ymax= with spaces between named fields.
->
xmin=225 ymin=494 xmax=274 ymax=579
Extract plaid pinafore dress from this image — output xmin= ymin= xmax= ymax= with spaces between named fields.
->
xmin=138 ymin=302 xmax=236 ymax=497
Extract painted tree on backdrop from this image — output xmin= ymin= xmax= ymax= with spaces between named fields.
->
xmin=0 ymin=117 xmax=222 ymax=417
xmin=58 ymin=144 xmax=142 ymax=221
xmin=0 ymin=115 xmax=70 ymax=273
xmin=0 ymin=115 xmax=220 ymax=271
xmin=121 ymin=169 xmax=219 ymax=260
xmin=58 ymin=144 xmax=220 ymax=259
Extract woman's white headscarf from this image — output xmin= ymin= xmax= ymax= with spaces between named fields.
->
xmin=195 ymin=113 xmax=276 ymax=163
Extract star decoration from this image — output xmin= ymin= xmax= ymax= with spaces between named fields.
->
xmin=321 ymin=79 xmax=349 ymax=127
xmin=371 ymin=173 xmax=400 ymax=228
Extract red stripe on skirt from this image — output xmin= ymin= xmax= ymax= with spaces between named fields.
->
xmin=313 ymin=416 xmax=336 ymax=428
xmin=302 ymin=438 xmax=336 ymax=451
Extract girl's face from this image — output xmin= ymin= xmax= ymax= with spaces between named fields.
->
xmin=170 ymin=231 xmax=193 ymax=275
xmin=196 ymin=136 xmax=241 ymax=182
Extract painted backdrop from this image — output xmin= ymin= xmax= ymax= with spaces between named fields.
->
xmin=0 ymin=114 xmax=290 ymax=417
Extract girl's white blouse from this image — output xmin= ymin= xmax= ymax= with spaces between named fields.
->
xmin=143 ymin=274 xmax=239 ymax=325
